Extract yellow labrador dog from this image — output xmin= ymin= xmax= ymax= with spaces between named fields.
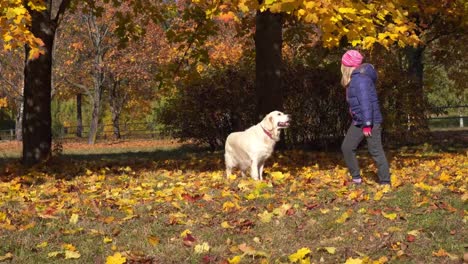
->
xmin=224 ymin=111 xmax=290 ymax=180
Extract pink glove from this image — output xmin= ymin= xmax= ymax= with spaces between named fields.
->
xmin=363 ymin=126 xmax=372 ymax=137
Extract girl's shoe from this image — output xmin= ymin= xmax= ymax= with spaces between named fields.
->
xmin=351 ymin=178 xmax=362 ymax=185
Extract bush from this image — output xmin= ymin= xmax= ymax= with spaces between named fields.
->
xmin=158 ymin=66 xmax=257 ymax=150
xmin=157 ymin=62 xmax=350 ymax=150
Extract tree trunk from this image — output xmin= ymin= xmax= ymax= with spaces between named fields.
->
xmin=108 ymin=80 xmax=122 ymax=140
xmin=88 ymin=86 xmax=103 ymax=144
xmin=254 ymin=10 xmax=284 ymax=118
xmin=76 ymin=93 xmax=83 ymax=137
xmin=405 ymin=46 xmax=429 ymax=134
xmin=22 ymin=11 xmax=56 ymax=166
xmin=15 ymin=100 xmax=23 ymax=141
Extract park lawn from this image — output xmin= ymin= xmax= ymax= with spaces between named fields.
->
xmin=0 ymin=145 xmax=466 ymax=263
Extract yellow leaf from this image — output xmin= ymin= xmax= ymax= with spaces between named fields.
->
xmin=335 ymin=210 xmax=352 ymax=224
xmin=228 ymin=255 xmax=242 ymax=264
xmin=221 ymin=221 xmax=234 ymax=229
xmin=0 ymin=253 xmax=13 ymax=261
xmin=36 ymin=242 xmax=48 ymax=248
xmin=258 ymin=210 xmax=273 ymax=223
xmin=338 ymin=7 xmax=356 ymax=14
xmin=439 ymin=171 xmax=450 ymax=182
xmin=345 ymin=257 xmax=363 ymax=264
xmin=180 ymin=229 xmax=192 ymax=238
xmin=194 ymin=242 xmax=210 ymax=254
xmin=103 ymin=237 xmax=113 ymax=243
xmin=147 ymin=236 xmax=160 ymax=246
xmin=381 ymin=211 xmax=397 ymax=220
xmin=47 ymin=251 xmax=62 ymax=258
xmin=288 ymin=247 xmax=311 ymax=262
xmin=374 ymin=190 xmax=384 ymax=201
xmin=407 ymin=230 xmax=420 ymax=236
xmin=317 ymin=247 xmax=336 ymax=254
xmin=69 ymin=213 xmax=79 ymax=225
xmin=320 ymin=208 xmax=330 ymax=214
xmin=65 ymin=250 xmax=81 ymax=259
xmin=106 ymin=252 xmax=126 ymax=264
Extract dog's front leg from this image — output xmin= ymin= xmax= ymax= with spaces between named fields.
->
xmin=250 ymin=159 xmax=259 ymax=180
xmin=258 ymin=163 xmax=264 ymax=180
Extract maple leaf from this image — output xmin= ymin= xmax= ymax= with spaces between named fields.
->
xmin=335 ymin=209 xmax=352 ymax=224
xmin=64 ymin=250 xmax=81 ymax=259
xmin=289 ymin=247 xmax=311 ymax=263
xmin=258 ymin=210 xmax=273 ymax=223
xmin=194 ymin=242 xmax=210 ymax=254
xmin=106 ymin=252 xmax=126 ymax=264
xmin=381 ymin=211 xmax=397 ymax=220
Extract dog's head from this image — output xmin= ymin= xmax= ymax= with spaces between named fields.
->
xmin=261 ymin=111 xmax=290 ymax=140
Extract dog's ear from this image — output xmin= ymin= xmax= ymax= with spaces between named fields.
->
xmin=262 ymin=114 xmax=275 ymax=131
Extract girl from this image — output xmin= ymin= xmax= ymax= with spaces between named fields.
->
xmin=340 ymin=50 xmax=391 ymax=185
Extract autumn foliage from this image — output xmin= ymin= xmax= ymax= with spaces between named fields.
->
xmin=0 ymin=140 xmax=466 ymax=263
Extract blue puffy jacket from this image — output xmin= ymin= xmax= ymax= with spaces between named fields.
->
xmin=346 ymin=63 xmax=383 ymax=127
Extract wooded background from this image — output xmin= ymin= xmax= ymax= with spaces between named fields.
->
xmin=0 ymin=0 xmax=467 ymax=165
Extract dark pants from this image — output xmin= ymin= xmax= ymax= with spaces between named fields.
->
xmin=341 ymin=124 xmax=391 ymax=183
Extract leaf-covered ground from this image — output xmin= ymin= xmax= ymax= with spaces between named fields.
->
xmin=0 ymin=140 xmax=467 ymax=264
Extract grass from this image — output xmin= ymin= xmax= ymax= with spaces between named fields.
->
xmin=0 ymin=140 xmax=466 ymax=263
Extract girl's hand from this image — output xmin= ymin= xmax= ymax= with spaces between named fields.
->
xmin=363 ymin=126 xmax=372 ymax=137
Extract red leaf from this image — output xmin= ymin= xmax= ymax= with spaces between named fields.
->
xmin=406 ymin=234 xmax=416 ymax=242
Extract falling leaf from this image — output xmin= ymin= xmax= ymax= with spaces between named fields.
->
xmin=381 ymin=211 xmax=397 ymax=220
xmin=289 ymin=247 xmax=311 ymax=263
xmin=106 ymin=252 xmax=126 ymax=264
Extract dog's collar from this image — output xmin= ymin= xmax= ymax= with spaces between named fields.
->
xmin=261 ymin=125 xmax=274 ymax=140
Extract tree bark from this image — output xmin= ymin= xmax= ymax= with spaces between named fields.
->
xmin=254 ymin=10 xmax=284 ymax=118
xmin=76 ymin=93 xmax=83 ymax=137
xmin=88 ymin=83 xmax=103 ymax=144
xmin=22 ymin=11 xmax=56 ymax=165
xmin=405 ymin=46 xmax=429 ymax=132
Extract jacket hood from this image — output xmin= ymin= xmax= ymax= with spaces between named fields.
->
xmin=352 ymin=63 xmax=377 ymax=83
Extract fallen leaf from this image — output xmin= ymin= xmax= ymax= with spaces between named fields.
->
xmin=227 ymin=255 xmax=242 ymax=264
xmin=65 ymin=250 xmax=81 ymax=259
xmin=381 ymin=211 xmax=397 ymax=220
xmin=194 ymin=242 xmax=210 ymax=254
xmin=0 ymin=253 xmax=13 ymax=261
xmin=345 ymin=257 xmax=363 ymax=264
xmin=147 ymin=235 xmax=160 ymax=246
xmin=289 ymin=247 xmax=311 ymax=262
xmin=69 ymin=213 xmax=79 ymax=224
xmin=317 ymin=247 xmax=336 ymax=254
xmin=106 ymin=252 xmax=126 ymax=264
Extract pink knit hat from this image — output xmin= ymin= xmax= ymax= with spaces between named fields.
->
xmin=341 ymin=50 xmax=363 ymax=67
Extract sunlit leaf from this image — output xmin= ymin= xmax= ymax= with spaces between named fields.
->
xmin=106 ymin=252 xmax=126 ymax=264
xmin=289 ymin=247 xmax=311 ymax=262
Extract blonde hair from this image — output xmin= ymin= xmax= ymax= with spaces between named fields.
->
xmin=341 ymin=64 xmax=356 ymax=87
